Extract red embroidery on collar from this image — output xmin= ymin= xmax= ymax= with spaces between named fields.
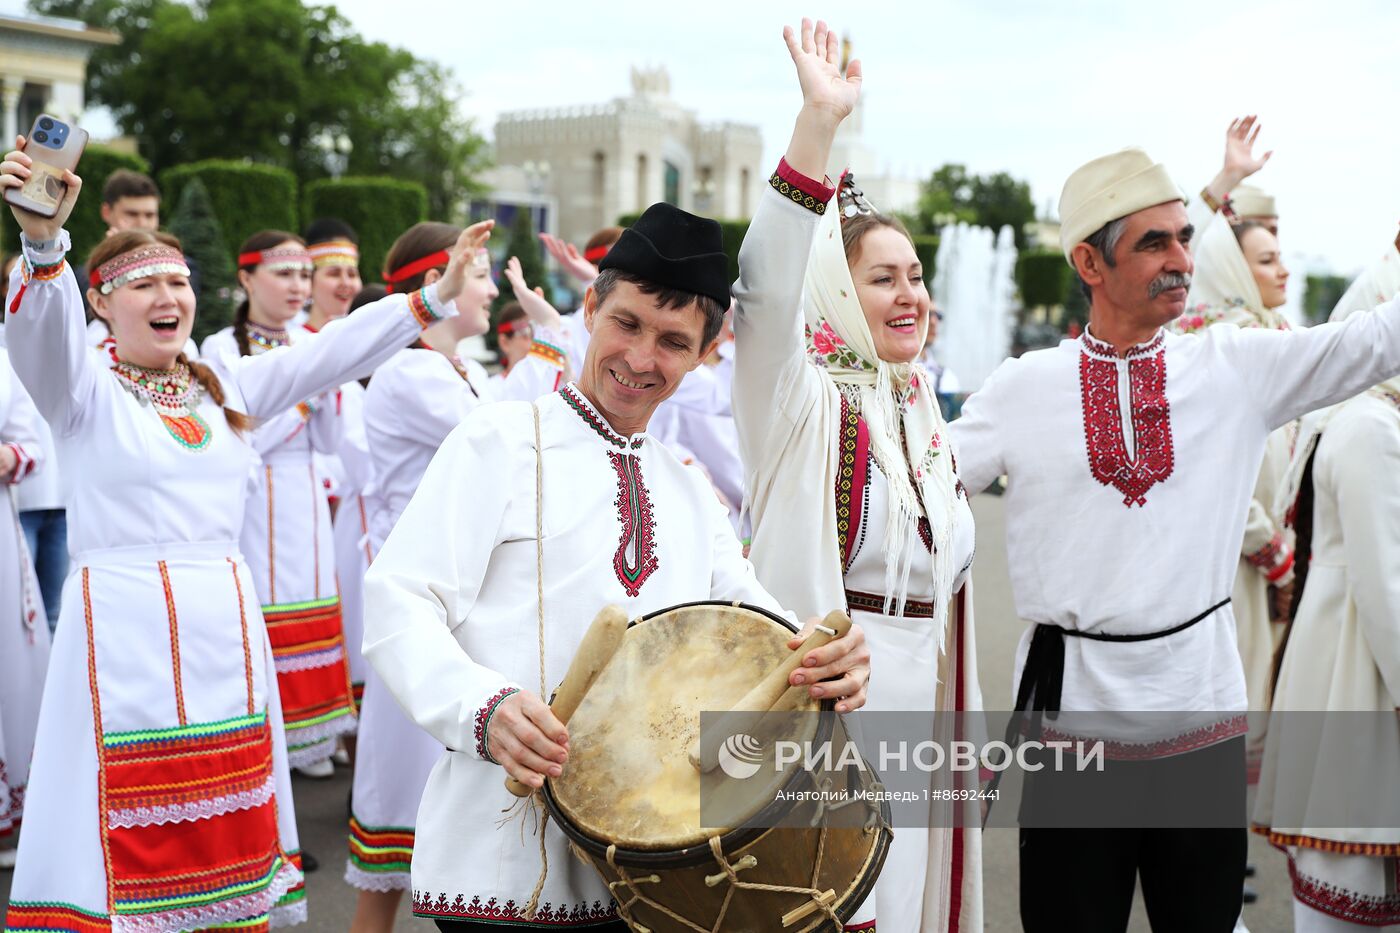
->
xmin=609 ymin=450 xmax=658 ymax=596
xmin=1079 ymin=333 xmax=1174 ymax=507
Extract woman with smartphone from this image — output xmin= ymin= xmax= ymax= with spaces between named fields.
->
xmin=201 ymin=233 xmax=359 ymax=780
xmin=0 ymin=136 xmax=481 ymax=931
xmin=346 ymin=222 xmax=565 ymax=929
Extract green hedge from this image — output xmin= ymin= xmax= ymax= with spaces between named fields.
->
xmin=161 ymin=160 xmax=298 ymax=256
xmin=1015 ymin=249 xmax=1071 ymax=309
xmin=1303 ymin=274 xmax=1351 ymax=325
xmin=303 ymin=177 xmax=427 ymax=283
xmin=1 ymin=144 xmax=149 ymax=262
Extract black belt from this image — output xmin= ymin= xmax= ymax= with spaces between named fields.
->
xmin=983 ymin=597 xmax=1231 ymax=824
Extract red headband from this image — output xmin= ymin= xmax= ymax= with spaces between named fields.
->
xmin=583 ymin=244 xmax=611 ymax=263
xmin=383 ymin=250 xmax=450 ymax=292
xmin=238 ymin=246 xmax=312 ymax=270
xmin=497 ymin=319 xmax=529 ymax=336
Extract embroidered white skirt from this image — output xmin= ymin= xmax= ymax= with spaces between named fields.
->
xmin=344 ymin=669 xmax=442 ymax=892
xmin=5 ymin=544 xmax=305 ymax=931
xmin=242 ymin=454 xmax=356 ymax=766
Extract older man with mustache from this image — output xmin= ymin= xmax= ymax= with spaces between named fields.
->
xmin=949 ymin=148 xmax=1400 ymax=933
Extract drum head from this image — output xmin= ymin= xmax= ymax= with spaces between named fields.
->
xmin=549 ymin=602 xmax=821 ymax=852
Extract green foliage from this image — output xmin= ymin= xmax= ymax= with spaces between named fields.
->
xmin=161 ymin=160 xmax=298 ymax=254
xmin=1303 ymin=274 xmax=1351 ymax=325
xmin=1015 ymin=250 xmax=1071 ymax=309
xmin=303 ymin=177 xmax=427 ymax=283
xmin=70 ymin=145 xmax=153 ymax=262
xmin=165 ymin=177 xmax=235 ymax=344
xmin=913 ymin=164 xmax=1035 ymax=249
xmin=32 ymin=0 xmax=489 ymax=220
xmin=494 ymin=209 xmax=546 ymax=312
xmin=617 ymin=212 xmax=751 ymax=285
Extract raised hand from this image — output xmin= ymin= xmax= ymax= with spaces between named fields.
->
xmin=503 ymin=255 xmax=562 ymax=330
xmin=1221 ymin=115 xmax=1272 ymax=186
xmin=1 ymin=135 xmax=82 ymax=242
xmin=539 ymin=232 xmax=598 ymax=285
xmin=436 ymin=219 xmax=494 ymax=304
xmin=783 ymin=18 xmax=861 ymax=121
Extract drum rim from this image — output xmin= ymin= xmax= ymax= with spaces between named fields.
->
xmin=543 ymin=599 xmax=842 ymax=868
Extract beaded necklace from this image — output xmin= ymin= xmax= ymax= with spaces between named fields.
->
xmin=111 ymin=360 xmax=212 ymax=451
xmin=247 ymin=321 xmax=291 ymax=354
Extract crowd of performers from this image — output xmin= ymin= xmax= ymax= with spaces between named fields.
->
xmin=0 ymin=17 xmax=1397 ymax=933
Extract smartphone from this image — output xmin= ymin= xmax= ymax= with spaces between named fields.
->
xmin=3 ymin=114 xmax=88 ymax=219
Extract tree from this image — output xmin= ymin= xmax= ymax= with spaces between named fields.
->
xmin=912 ymin=163 xmax=1036 ymax=249
xmin=30 ymin=0 xmax=488 ymax=218
xmin=165 ymin=177 xmax=236 ymax=343
xmin=493 ymin=208 xmax=547 ymax=311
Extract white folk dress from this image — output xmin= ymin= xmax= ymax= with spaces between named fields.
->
xmin=362 ymin=384 xmax=782 ymax=925
xmin=202 ymin=325 xmax=354 ymax=768
xmin=0 ymin=346 xmax=51 ymax=841
xmin=949 ymin=305 xmax=1400 ymax=752
xmin=3 ymin=240 xmax=455 ymax=932
xmin=1254 ymin=390 xmax=1400 ymax=928
xmin=733 ymin=169 xmax=981 ymax=933
xmin=324 ymin=378 xmax=374 ymax=711
xmin=346 ymin=336 xmax=564 ymax=893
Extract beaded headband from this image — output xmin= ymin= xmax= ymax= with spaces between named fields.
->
xmin=90 ymin=245 xmax=191 ymax=295
xmin=383 ymin=247 xmax=489 ymax=293
xmin=308 ymin=239 xmax=360 ymax=269
xmin=238 ymin=246 xmax=313 ymax=272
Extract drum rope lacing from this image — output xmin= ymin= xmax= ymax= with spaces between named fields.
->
xmin=602 ymin=832 xmax=846 ymax=932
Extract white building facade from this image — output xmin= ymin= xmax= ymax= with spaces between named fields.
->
xmin=490 ymin=67 xmax=763 ymax=248
xmin=1 ymin=12 xmax=117 ymax=145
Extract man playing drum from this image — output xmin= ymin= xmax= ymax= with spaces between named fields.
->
xmin=362 ymin=202 xmax=871 ymax=931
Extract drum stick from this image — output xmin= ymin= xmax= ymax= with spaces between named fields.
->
xmin=690 ymin=610 xmax=852 ymax=773
xmin=505 ymin=604 xmax=629 ymax=797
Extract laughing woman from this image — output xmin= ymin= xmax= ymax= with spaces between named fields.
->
xmin=202 ymin=233 xmax=357 ymax=775
xmin=1 ymin=136 xmax=477 ymax=931
xmin=732 ymin=20 xmax=981 ymax=931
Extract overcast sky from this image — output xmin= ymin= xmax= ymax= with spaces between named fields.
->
xmin=327 ymin=0 xmax=1396 ymax=274
xmin=15 ymin=0 xmax=1398 ymax=273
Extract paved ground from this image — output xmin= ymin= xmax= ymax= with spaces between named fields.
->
xmin=1 ymin=496 xmax=1294 ymax=931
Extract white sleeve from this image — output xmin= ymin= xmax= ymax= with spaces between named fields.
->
xmin=361 ymin=407 xmax=524 ymax=756
xmin=2 ymin=356 xmax=45 ymax=484
xmin=732 ymin=176 xmax=833 ymax=481
xmin=949 ymin=360 xmax=1013 ymax=496
xmin=230 ymin=284 xmax=456 ymax=420
xmin=705 ymin=484 xmax=784 ymax=614
xmin=1323 ymin=406 xmax=1400 ymax=705
xmin=4 ymin=237 xmax=101 ymax=435
xmin=482 ymin=327 xmax=566 ymax=403
xmin=1222 ymin=297 xmax=1400 ymax=430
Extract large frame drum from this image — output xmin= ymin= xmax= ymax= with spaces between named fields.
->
xmin=544 ymin=601 xmax=890 ymax=932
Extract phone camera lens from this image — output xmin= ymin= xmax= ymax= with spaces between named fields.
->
xmin=38 ymin=118 xmax=54 ymax=131
xmin=33 ymin=130 xmax=48 ymax=144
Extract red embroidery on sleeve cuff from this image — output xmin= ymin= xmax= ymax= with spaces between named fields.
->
xmin=1246 ymin=532 xmax=1293 ymax=582
xmin=770 ymin=158 xmax=835 ymax=215
xmin=5 ymin=443 xmax=33 ymax=484
xmin=1265 ymin=550 xmax=1295 ymax=584
xmin=474 ymin=687 xmax=520 ymax=762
